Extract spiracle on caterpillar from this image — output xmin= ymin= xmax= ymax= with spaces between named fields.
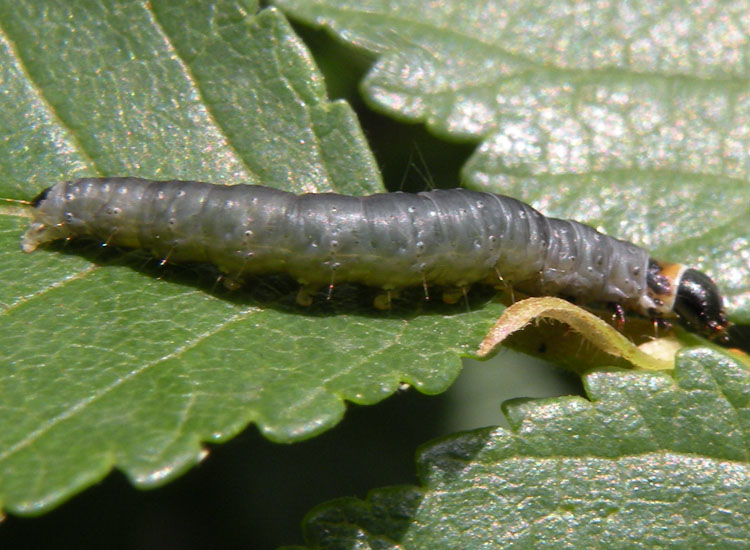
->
xmin=21 ymin=177 xmax=731 ymax=345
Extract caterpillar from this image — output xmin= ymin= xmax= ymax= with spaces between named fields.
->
xmin=21 ymin=177 xmax=730 ymax=343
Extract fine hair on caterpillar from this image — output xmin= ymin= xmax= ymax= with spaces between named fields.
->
xmin=22 ymin=177 xmax=731 ymax=344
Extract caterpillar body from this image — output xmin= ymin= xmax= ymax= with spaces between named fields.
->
xmin=22 ymin=177 xmax=730 ymax=342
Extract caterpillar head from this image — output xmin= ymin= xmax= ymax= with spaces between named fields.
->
xmin=645 ymin=260 xmax=730 ymax=343
xmin=672 ymin=268 xmax=730 ymax=344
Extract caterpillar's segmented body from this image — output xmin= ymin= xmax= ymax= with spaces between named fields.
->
xmin=22 ymin=177 xmax=730 ymax=342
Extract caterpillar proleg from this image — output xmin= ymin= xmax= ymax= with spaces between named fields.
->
xmin=22 ymin=177 xmax=730 ymax=342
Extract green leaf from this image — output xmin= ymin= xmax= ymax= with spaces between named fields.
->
xmin=299 ymin=348 xmax=750 ymax=548
xmin=276 ymin=0 xmax=750 ymax=323
xmin=0 ymin=1 xmax=503 ymax=515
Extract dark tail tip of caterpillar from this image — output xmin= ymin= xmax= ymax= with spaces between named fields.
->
xmin=31 ymin=186 xmax=53 ymax=208
xmin=672 ymin=268 xmax=731 ymax=344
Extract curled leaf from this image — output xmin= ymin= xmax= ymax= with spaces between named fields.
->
xmin=478 ymin=297 xmax=674 ymax=371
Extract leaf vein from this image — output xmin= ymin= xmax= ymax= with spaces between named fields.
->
xmin=0 ymin=306 xmax=261 ymax=463
xmin=145 ymin=4 xmax=260 ymax=183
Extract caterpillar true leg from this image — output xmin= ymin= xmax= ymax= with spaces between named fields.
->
xmin=610 ymin=303 xmax=626 ymax=330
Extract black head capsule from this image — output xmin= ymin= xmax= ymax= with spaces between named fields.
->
xmin=672 ymin=268 xmax=730 ymax=343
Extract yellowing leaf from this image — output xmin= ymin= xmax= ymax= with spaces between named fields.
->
xmin=478 ymin=297 xmax=674 ymax=371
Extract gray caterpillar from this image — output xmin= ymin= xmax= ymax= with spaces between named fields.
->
xmin=22 ymin=177 xmax=729 ymax=342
